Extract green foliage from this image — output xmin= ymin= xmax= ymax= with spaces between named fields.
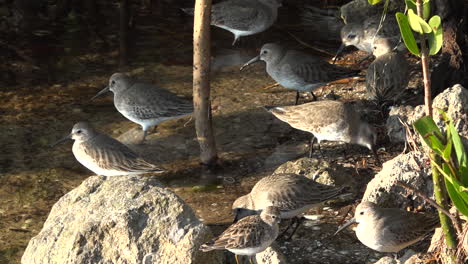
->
xmin=408 ymin=9 xmax=432 ymax=33
xmin=414 ymin=112 xmax=468 ymax=217
xmin=395 ymin=0 xmax=444 ymax=57
xmin=428 ymin=16 xmax=444 ymax=55
xmin=368 ymin=0 xmax=383 ymax=4
xmin=396 ymin=12 xmax=421 ymax=56
xmin=405 ymin=0 xmax=431 ymax=20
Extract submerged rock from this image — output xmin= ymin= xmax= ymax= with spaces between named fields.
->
xmin=22 ymin=176 xmax=223 ymax=264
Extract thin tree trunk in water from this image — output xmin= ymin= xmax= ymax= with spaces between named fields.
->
xmin=120 ymin=0 xmax=129 ymax=67
xmin=193 ymin=0 xmax=218 ymax=167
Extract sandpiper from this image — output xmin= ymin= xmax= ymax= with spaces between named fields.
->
xmin=241 ymin=43 xmax=358 ymax=104
xmin=366 ymin=38 xmax=409 ymax=104
xmin=92 ymin=73 xmax=193 ymax=143
xmin=335 ymin=14 xmax=400 ymax=61
xmin=335 ymin=201 xmax=439 ymax=253
xmin=233 ymin=173 xmax=345 ymax=238
xmin=265 ymin=100 xmax=380 ymax=164
xmin=200 ymin=206 xmax=281 ymax=264
xmin=52 ymin=122 xmax=164 ymax=176
xmin=182 ymin=0 xmax=282 ymax=46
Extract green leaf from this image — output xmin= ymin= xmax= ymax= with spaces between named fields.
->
xmin=408 ymin=9 xmax=432 ymax=34
xmin=405 ymin=0 xmax=430 ymax=20
xmin=368 ymin=0 xmax=383 ymax=4
xmin=445 ymin=176 xmax=468 ymax=217
xmin=413 ymin=116 xmax=445 ymax=153
xmin=428 ymin=15 xmax=443 ymax=55
xmin=405 ymin=0 xmax=417 ymax=13
xmin=422 ymin=0 xmax=431 ymax=21
xmin=396 ymin=13 xmax=420 ymax=56
xmin=443 ymin=139 xmax=453 ymax=161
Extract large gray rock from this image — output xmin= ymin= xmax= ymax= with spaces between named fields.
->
xmin=22 ymin=176 xmax=223 ymax=264
xmin=363 ymin=151 xmax=433 ymax=208
xmin=386 ymin=84 xmax=468 ymax=146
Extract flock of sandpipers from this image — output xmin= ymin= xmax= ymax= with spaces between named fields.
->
xmin=51 ymin=0 xmax=437 ymax=263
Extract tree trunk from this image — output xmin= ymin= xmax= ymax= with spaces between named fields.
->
xmin=120 ymin=0 xmax=129 ymax=67
xmin=193 ymin=0 xmax=218 ymax=167
xmin=431 ymin=0 xmax=467 ymax=96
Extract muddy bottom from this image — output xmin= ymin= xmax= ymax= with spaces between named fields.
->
xmin=0 ymin=3 xmax=426 ymax=264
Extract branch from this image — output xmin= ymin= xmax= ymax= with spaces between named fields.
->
xmin=396 ymin=181 xmax=462 ymax=236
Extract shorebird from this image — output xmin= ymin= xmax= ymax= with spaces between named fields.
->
xmin=366 ymin=38 xmax=409 ymax=104
xmin=52 ymin=122 xmax=164 ymax=176
xmin=265 ymin=100 xmax=380 ymax=165
xmin=241 ymin=43 xmax=358 ymax=104
xmin=335 ymin=201 xmax=439 ymax=253
xmin=91 ymin=73 xmax=193 ymax=143
xmin=182 ymin=0 xmax=282 ymax=45
xmin=233 ymin=173 xmax=345 ymax=239
xmin=334 ymin=14 xmax=401 ymax=61
xmin=200 ymin=206 xmax=281 ymax=264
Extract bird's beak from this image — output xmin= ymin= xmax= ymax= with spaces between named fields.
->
xmin=240 ymin=55 xmax=261 ymax=71
xmin=50 ymin=133 xmax=72 ymax=147
xmin=332 ymin=44 xmax=346 ymax=64
xmin=232 ymin=210 xmax=241 ymax=224
xmin=90 ymin=86 xmax=110 ymax=101
xmin=334 ymin=217 xmax=356 ymax=236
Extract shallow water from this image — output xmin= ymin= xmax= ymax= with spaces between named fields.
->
xmin=0 ymin=2 xmax=416 ymax=263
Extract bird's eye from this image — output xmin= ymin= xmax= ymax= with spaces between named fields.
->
xmin=348 ymin=34 xmax=356 ymax=39
xmin=359 ymin=212 xmax=364 ymax=215
xmin=76 ymin=130 xmax=82 ymax=134
xmin=263 ymin=50 xmax=268 ymax=54
xmin=111 ymin=80 xmax=115 ymax=85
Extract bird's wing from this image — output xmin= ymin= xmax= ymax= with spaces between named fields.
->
xmin=122 ymin=84 xmax=193 ymax=120
xmin=85 ymin=135 xmax=162 ymax=173
xmin=384 ymin=210 xmax=439 ymax=244
xmin=211 ymin=0 xmax=260 ymax=31
xmin=205 ymin=217 xmax=268 ymax=250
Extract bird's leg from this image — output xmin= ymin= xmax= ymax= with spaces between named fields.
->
xmin=309 ymin=136 xmax=316 ymax=158
xmin=286 ymin=216 xmax=305 ymax=240
xmin=357 ymin=54 xmax=374 ymax=65
xmin=279 ymin=218 xmax=294 ymax=238
xmin=317 ymin=140 xmax=324 ymax=158
xmin=249 ymin=256 xmax=254 ymax=264
xmin=235 ymin=254 xmax=240 ymax=264
xmin=310 ymin=91 xmax=317 ymax=101
xmin=140 ymin=129 xmax=148 ymax=144
xmin=295 ymin=91 xmax=300 ymax=105
xmin=232 ymin=36 xmax=239 ymax=46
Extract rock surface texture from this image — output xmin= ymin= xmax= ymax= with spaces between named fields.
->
xmin=255 ymin=243 xmax=288 ymax=264
xmin=386 ymin=84 xmax=468 ymax=146
xmin=363 ymin=151 xmax=432 ymax=208
xmin=273 ymin=157 xmax=357 ymax=198
xmin=22 ymin=176 xmax=223 ymax=264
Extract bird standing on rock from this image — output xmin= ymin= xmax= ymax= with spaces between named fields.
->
xmin=52 ymin=122 xmax=164 ymax=176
